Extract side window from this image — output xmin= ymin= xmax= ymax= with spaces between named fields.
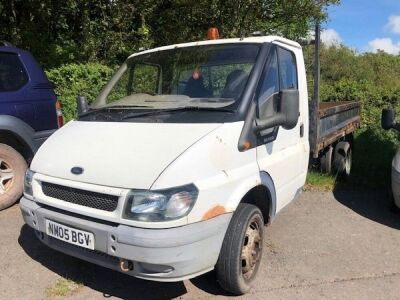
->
xmin=278 ymin=47 xmax=298 ymax=90
xmin=258 ymin=50 xmax=279 ymax=105
xmin=0 ymin=52 xmax=28 ymax=92
xmin=257 ymin=49 xmax=279 ymax=118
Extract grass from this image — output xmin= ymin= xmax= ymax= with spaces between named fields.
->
xmin=305 ymin=172 xmax=336 ymax=191
xmin=306 ymin=128 xmax=399 ymax=191
xmin=45 ymin=278 xmax=83 ymax=298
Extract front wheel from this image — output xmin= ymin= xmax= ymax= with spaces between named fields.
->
xmin=216 ymin=203 xmax=264 ymax=295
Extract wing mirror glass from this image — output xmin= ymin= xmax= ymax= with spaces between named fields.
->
xmin=253 ymin=89 xmax=300 ymax=133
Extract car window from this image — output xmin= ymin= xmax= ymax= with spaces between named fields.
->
xmin=278 ymin=47 xmax=298 ymax=90
xmin=131 ymin=63 xmax=160 ymax=94
xmin=0 ymin=52 xmax=28 ymax=92
xmin=257 ymin=48 xmax=280 ymax=121
xmin=258 ymin=49 xmax=279 ymax=106
xmin=176 ymin=63 xmax=252 ymax=99
xmin=107 ymin=63 xmax=160 ymax=103
xmin=94 ymin=44 xmax=261 ymax=109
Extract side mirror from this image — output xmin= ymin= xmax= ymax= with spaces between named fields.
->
xmin=77 ymin=95 xmax=89 ymax=115
xmin=253 ymin=89 xmax=300 ymax=133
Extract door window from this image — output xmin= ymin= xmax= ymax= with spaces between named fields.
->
xmin=257 ymin=49 xmax=279 ymax=118
xmin=278 ymin=47 xmax=298 ymax=90
xmin=0 ymin=52 xmax=28 ymax=92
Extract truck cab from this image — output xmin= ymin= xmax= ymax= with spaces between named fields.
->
xmin=20 ymin=35 xmax=310 ymax=294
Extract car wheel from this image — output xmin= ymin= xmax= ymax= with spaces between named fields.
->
xmin=216 ymin=203 xmax=264 ymax=295
xmin=320 ymin=146 xmax=333 ymax=174
xmin=333 ymin=141 xmax=352 ymax=176
xmin=0 ymin=144 xmax=27 ymax=210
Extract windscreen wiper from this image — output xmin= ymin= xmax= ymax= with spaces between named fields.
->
xmin=79 ymin=105 xmax=152 ymax=117
xmin=121 ymin=106 xmax=235 ymax=120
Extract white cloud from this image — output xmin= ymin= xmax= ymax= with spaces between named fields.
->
xmin=385 ymin=15 xmax=400 ymax=34
xmin=368 ymin=37 xmax=400 ymax=55
xmin=321 ymin=29 xmax=343 ymax=47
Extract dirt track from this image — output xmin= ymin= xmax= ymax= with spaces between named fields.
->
xmin=1 ymin=190 xmax=400 ymax=299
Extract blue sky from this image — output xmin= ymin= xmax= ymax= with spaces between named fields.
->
xmin=323 ymin=0 xmax=400 ymax=54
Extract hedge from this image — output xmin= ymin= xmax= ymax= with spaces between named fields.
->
xmin=46 ymin=63 xmax=115 ymax=122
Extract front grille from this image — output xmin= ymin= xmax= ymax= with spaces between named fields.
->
xmin=41 ymin=182 xmax=119 ymax=212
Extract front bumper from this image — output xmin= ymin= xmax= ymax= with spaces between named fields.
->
xmin=20 ymin=197 xmax=232 ymax=282
xmin=392 ymin=167 xmax=400 ymax=209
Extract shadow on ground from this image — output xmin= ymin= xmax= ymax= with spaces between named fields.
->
xmin=18 ymin=225 xmax=228 ymax=299
xmin=333 ymin=190 xmax=400 ymax=230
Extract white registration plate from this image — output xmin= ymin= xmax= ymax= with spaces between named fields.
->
xmin=45 ymin=220 xmax=95 ymax=250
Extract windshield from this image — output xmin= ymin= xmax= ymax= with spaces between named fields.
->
xmin=93 ymin=44 xmax=260 ymax=110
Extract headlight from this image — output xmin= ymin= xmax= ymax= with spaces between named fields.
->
xmin=123 ymin=184 xmax=198 ymax=222
xmin=24 ymin=169 xmax=35 ymax=197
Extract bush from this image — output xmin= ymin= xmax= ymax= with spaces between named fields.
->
xmin=46 ymin=64 xmax=115 ymax=121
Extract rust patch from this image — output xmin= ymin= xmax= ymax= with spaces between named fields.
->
xmin=202 ymin=205 xmax=226 ymax=221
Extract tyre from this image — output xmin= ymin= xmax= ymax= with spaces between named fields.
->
xmin=333 ymin=141 xmax=351 ymax=176
xmin=0 ymin=144 xmax=27 ymax=210
xmin=320 ymin=146 xmax=333 ymax=174
xmin=216 ymin=203 xmax=264 ymax=295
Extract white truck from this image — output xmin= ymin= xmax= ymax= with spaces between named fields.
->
xmin=382 ymin=108 xmax=400 ymax=209
xmin=20 ymin=27 xmax=360 ymax=294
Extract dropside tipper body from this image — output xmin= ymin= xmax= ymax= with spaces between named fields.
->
xmin=310 ymin=101 xmax=361 ymax=158
xmin=21 ymin=35 xmax=312 ymax=294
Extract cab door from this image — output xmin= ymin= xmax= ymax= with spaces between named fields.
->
xmin=255 ymin=45 xmax=304 ymax=212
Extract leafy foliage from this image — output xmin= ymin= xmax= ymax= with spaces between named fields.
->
xmin=0 ymin=0 xmax=338 ymax=68
xmin=304 ymin=45 xmax=400 ymax=188
xmin=45 ymin=64 xmax=114 ymax=121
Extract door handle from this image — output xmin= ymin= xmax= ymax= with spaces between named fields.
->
xmin=300 ymin=123 xmax=304 ymax=137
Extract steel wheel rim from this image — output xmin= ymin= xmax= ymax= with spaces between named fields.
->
xmin=0 ymin=159 xmax=14 ymax=194
xmin=241 ymin=217 xmax=262 ymax=280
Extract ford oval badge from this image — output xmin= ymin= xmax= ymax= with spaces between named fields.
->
xmin=71 ymin=167 xmax=84 ymax=175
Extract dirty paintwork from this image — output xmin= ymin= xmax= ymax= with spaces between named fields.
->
xmin=202 ymin=205 xmax=226 ymax=220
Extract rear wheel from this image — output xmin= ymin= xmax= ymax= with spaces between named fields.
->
xmin=216 ymin=203 xmax=264 ymax=295
xmin=320 ymin=146 xmax=333 ymax=174
xmin=333 ymin=141 xmax=352 ymax=176
xmin=0 ymin=144 xmax=27 ymax=210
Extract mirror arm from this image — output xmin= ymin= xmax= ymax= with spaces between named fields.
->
xmin=393 ymin=123 xmax=400 ymax=131
xmin=253 ymin=114 xmax=285 ymax=133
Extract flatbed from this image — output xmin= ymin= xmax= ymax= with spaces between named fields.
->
xmin=308 ymin=24 xmax=361 ymax=173
xmin=311 ymin=101 xmax=361 ymax=157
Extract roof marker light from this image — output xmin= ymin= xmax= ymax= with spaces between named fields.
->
xmin=207 ymin=28 xmax=219 ymax=40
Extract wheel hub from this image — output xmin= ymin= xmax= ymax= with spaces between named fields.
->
xmin=0 ymin=159 xmax=14 ymax=194
xmin=241 ymin=219 xmax=262 ymax=279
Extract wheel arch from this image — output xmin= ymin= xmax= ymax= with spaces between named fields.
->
xmin=240 ymin=172 xmax=277 ymax=224
xmin=0 ymin=116 xmax=36 ymax=162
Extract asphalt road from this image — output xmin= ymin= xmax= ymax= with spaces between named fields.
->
xmin=1 ymin=190 xmax=400 ymax=299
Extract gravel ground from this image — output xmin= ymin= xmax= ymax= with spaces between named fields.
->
xmin=1 ymin=190 xmax=399 ymax=299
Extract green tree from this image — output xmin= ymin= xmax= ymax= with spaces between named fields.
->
xmin=0 ymin=0 xmax=339 ymax=68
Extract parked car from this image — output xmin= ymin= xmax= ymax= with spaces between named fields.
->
xmin=381 ymin=108 xmax=400 ymax=209
xmin=20 ymin=26 xmax=360 ymax=295
xmin=0 ymin=42 xmax=63 ymax=210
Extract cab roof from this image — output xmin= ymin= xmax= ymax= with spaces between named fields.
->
xmin=128 ymin=36 xmax=301 ymax=59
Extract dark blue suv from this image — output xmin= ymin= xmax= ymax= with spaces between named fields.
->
xmin=0 ymin=42 xmax=63 ymax=210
